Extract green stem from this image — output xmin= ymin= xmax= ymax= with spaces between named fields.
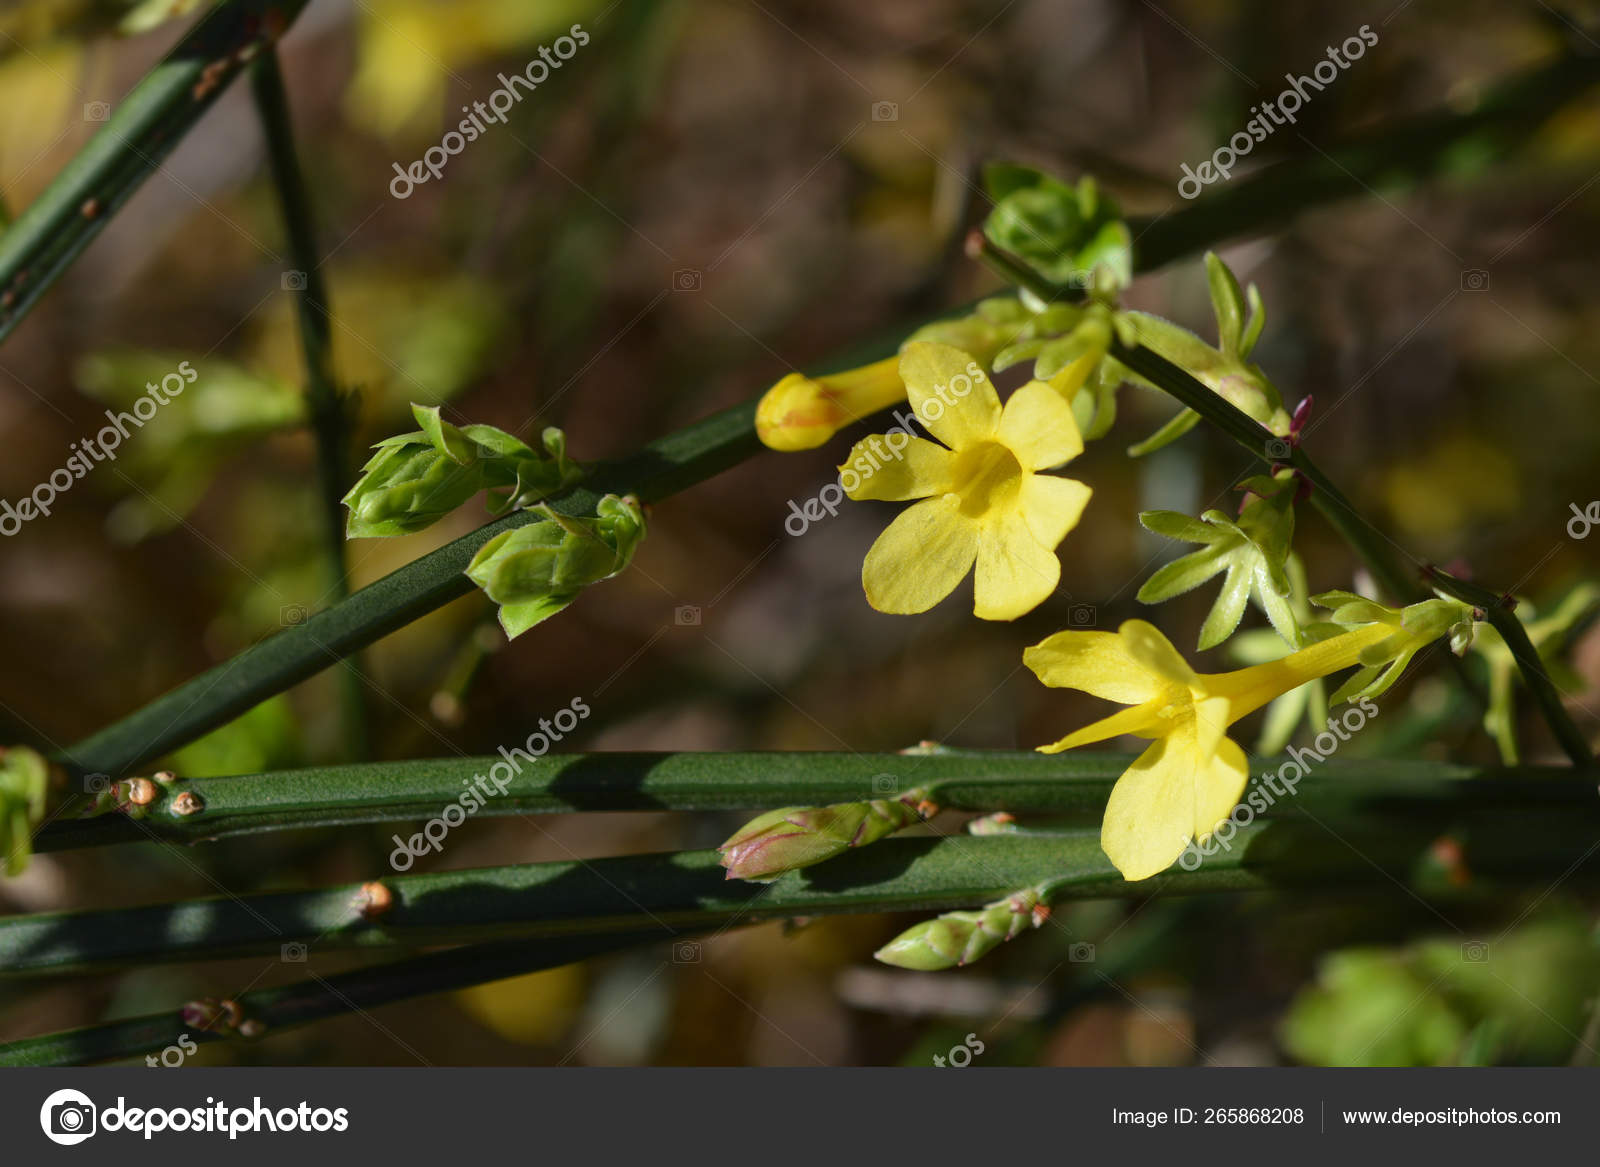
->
xmin=33 ymin=753 xmax=1588 ymax=853
xmin=249 ymin=46 xmax=367 ymax=763
xmin=0 ymin=929 xmax=676 ymax=1067
xmin=8 ymin=806 xmax=1600 ymax=976
xmin=1108 ymin=333 xmax=1423 ymax=604
xmin=1427 ymin=570 xmax=1594 ymax=768
xmin=0 ymin=1 xmax=311 ymax=346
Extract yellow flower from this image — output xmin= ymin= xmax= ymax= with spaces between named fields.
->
xmin=755 ymin=356 xmax=906 ymax=452
xmin=841 ymin=342 xmax=1093 ymax=621
xmin=1024 ymin=619 xmax=1394 ymax=880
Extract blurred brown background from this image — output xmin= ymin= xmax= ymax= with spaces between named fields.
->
xmin=1 ymin=0 xmax=1598 ymax=1065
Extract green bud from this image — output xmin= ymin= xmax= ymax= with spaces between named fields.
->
xmin=343 ymin=404 xmax=582 ymax=538
xmin=0 ymin=746 xmax=50 ymax=877
xmin=875 ymin=888 xmax=1050 ymax=970
xmin=464 ymin=493 xmax=647 ymax=639
xmin=718 ymin=793 xmax=932 ymax=883
xmin=981 ymin=165 xmax=1132 ymax=291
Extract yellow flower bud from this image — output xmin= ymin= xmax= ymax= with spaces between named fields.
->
xmin=755 ymin=356 xmax=906 ymax=451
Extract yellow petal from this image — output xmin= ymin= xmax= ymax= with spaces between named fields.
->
xmin=1118 ymin=620 xmax=1197 ymax=687
xmin=1019 ymin=474 xmax=1092 ymax=549
xmin=996 ymin=380 xmax=1084 ymax=470
xmin=898 ymin=342 xmax=1000 ymax=450
xmin=973 ymin=511 xmax=1058 ymax=621
xmin=1023 ymin=630 xmax=1166 ymax=704
xmin=1099 ymin=725 xmax=1250 ymax=881
xmin=1035 ymin=696 xmax=1169 ymax=752
xmin=861 ymin=496 xmax=978 ymax=614
xmin=1193 ymin=736 xmax=1250 ymax=845
xmin=840 ymin=435 xmax=954 ymax=501
xmin=1099 ymin=737 xmax=1199 ymax=881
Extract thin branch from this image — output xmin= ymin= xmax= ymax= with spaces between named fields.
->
xmin=249 ymin=45 xmax=367 ymax=761
xmin=33 ymin=752 xmax=1588 ymax=853
xmin=0 ymin=0 xmax=312 ymax=345
xmin=1427 ymin=570 xmax=1594 ymax=768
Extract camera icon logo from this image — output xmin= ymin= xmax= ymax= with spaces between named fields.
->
xmin=672 ymin=269 xmax=702 ymax=291
xmin=871 ymin=773 xmax=899 ymax=795
xmin=675 ymin=605 xmax=702 ymax=626
xmin=1068 ymin=942 xmax=1096 ymax=963
xmin=1461 ymin=940 xmax=1489 ymax=963
xmin=83 ymin=101 xmax=111 ymax=122
xmin=280 ymin=603 xmax=310 ymax=626
xmin=282 ymin=270 xmax=308 ymax=292
xmin=1264 ymin=437 xmax=1293 ymax=461
xmin=1067 ymin=602 xmax=1096 ymax=627
xmin=83 ymin=773 xmax=112 ymax=795
xmin=672 ymin=940 xmax=701 ymax=963
xmin=40 ymin=1088 xmax=97 ymax=1145
xmin=281 ymin=941 xmax=309 ymax=962
xmin=1460 ymin=269 xmax=1490 ymax=292
xmin=871 ymin=100 xmax=899 ymax=122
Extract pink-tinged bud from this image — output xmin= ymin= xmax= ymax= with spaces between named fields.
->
xmin=717 ymin=795 xmax=931 ymax=882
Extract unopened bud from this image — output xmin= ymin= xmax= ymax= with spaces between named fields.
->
xmin=875 ymin=887 xmax=1050 ymax=970
xmin=718 ymin=793 xmax=933 ymax=882
xmin=755 ymin=356 xmax=905 ymax=452
xmin=465 ymin=494 xmax=646 ymax=639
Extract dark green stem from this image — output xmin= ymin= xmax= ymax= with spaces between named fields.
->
xmin=1109 ymin=334 xmax=1423 ymax=605
xmin=1427 ymin=570 xmax=1595 ymax=767
xmin=33 ymin=752 xmax=1589 ymax=853
xmin=249 ymin=45 xmax=367 ymax=762
xmin=0 ymin=0 xmax=311 ymax=346
xmin=8 ymin=804 xmax=1600 ymax=976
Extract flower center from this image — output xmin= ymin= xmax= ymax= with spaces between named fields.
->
xmin=950 ymin=440 xmax=1023 ymax=518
